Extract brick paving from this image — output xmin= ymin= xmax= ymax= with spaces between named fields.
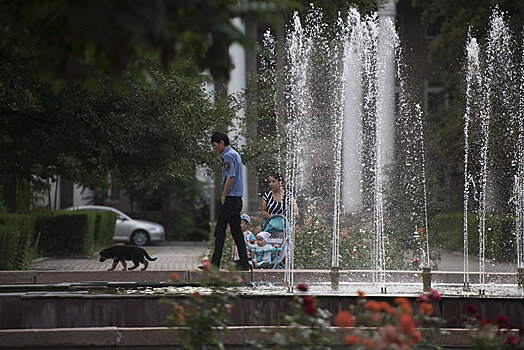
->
xmin=31 ymin=242 xmax=209 ymax=271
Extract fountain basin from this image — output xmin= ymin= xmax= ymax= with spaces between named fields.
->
xmin=0 ymin=281 xmax=522 ymax=330
xmin=0 ymin=326 xmax=481 ymax=349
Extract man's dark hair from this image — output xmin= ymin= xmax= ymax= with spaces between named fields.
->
xmin=211 ymin=131 xmax=230 ymax=146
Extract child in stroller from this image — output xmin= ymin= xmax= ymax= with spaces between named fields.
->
xmin=247 ymin=215 xmax=287 ymax=269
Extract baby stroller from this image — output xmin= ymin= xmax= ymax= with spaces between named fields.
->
xmin=252 ymin=215 xmax=288 ymax=269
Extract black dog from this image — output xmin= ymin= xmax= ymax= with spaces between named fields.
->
xmin=99 ymin=245 xmax=157 ymax=271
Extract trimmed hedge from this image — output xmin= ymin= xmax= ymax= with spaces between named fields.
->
xmin=36 ymin=210 xmax=116 ymax=257
xmin=36 ymin=213 xmax=90 ymax=256
xmin=0 ymin=214 xmax=38 ymax=270
xmin=431 ymin=212 xmax=516 ymax=262
xmin=0 ymin=210 xmax=116 ymax=266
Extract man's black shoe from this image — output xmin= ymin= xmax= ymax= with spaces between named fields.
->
xmin=234 ymin=261 xmax=251 ymax=271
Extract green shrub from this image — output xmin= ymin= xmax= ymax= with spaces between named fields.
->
xmin=431 ymin=212 xmax=516 ymax=262
xmin=96 ymin=210 xmax=116 ymax=246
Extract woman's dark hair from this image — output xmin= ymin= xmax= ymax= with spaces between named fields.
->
xmin=268 ymin=171 xmax=285 ymax=186
xmin=211 ymin=131 xmax=230 ymax=146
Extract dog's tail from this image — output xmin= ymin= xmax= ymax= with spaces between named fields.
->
xmin=144 ymin=251 xmax=157 ymax=261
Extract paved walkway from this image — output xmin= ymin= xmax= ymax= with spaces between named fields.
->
xmin=31 ymin=243 xmax=517 ymax=273
xmin=32 ymin=242 xmax=209 ymax=271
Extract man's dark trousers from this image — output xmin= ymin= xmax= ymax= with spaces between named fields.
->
xmin=211 ymin=196 xmax=249 ymax=269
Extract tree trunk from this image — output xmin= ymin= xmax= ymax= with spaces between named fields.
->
xmin=53 ymin=176 xmax=59 ymax=211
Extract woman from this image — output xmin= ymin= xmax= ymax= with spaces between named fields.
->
xmin=261 ymin=172 xmax=299 ymax=228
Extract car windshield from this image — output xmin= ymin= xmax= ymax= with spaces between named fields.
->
xmin=76 ymin=207 xmax=130 ymax=220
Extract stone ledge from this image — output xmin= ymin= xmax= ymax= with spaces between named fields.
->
xmin=1 ymin=269 xmax=518 ymax=286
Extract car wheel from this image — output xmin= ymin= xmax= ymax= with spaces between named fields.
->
xmin=130 ymin=230 xmax=149 ymax=246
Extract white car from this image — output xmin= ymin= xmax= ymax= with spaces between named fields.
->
xmin=68 ymin=205 xmax=165 ymax=246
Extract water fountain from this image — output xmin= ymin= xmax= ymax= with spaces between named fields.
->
xmin=258 ymin=6 xmax=523 ymax=296
xmin=270 ymin=7 xmax=433 ymax=293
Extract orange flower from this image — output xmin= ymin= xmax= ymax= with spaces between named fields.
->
xmin=361 ymin=338 xmax=377 ymax=349
xmin=379 ymin=301 xmax=394 ymax=315
xmin=399 ymin=314 xmax=416 ymax=335
xmin=394 ymin=297 xmax=409 ymax=306
xmin=334 ymin=310 xmax=354 ymax=327
xmin=344 ymin=335 xmax=361 ymax=345
xmin=364 ymin=300 xmax=380 ymax=313
xmin=357 ymin=290 xmax=366 ymax=298
xmin=172 ymin=305 xmax=185 ymax=325
xmin=394 ymin=297 xmax=413 ymax=314
xmin=399 ymin=302 xmax=413 ymax=314
xmin=418 ymin=227 xmax=424 ymax=234
xmin=170 ymin=273 xmax=180 ymax=280
xmin=419 ymin=302 xmax=433 ymax=316
xmin=191 ymin=292 xmax=203 ymax=299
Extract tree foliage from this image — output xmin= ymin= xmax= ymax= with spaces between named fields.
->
xmin=0 ymin=0 xmax=299 ymax=86
xmin=413 ymin=0 xmax=524 ymax=213
xmin=0 ymin=57 xmax=237 ymax=207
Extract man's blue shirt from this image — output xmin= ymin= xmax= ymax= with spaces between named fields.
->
xmin=221 ymin=145 xmax=243 ymax=197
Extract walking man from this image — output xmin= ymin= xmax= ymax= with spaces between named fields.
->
xmin=204 ymin=131 xmax=250 ymax=271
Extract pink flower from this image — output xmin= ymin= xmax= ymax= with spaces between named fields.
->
xmin=496 ymin=315 xmax=510 ymax=328
xmin=412 ymin=329 xmax=422 ymax=343
xmin=411 ymin=258 xmax=420 ymax=265
xmin=297 ymin=283 xmax=309 ymax=292
xmin=506 ymin=334 xmax=520 ymax=346
xmin=225 ymin=304 xmax=232 ymax=314
xmin=302 ymin=295 xmax=317 ymax=316
xmin=202 ymin=259 xmax=211 ymax=271
xmin=380 ymin=324 xmax=398 ymax=345
xmin=465 ymin=304 xmax=478 ymax=315
xmin=429 ymin=289 xmax=442 ymax=301
xmin=417 ymin=294 xmax=430 ymax=303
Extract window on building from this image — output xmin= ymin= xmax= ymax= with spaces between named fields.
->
xmin=424 ymin=19 xmax=442 ymax=40
xmin=109 ymin=173 xmax=120 ymax=201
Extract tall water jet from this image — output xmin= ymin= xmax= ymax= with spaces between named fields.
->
xmin=341 ymin=9 xmax=364 ymax=214
xmin=463 ymin=34 xmax=481 ymax=290
xmin=463 ymin=8 xmax=519 ymax=292
xmin=515 ymin=31 xmax=524 ymax=288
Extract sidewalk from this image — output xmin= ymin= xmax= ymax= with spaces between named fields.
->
xmin=31 ymin=241 xmax=208 ymax=271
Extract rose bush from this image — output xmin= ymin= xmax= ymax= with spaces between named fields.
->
xmin=463 ymin=303 xmax=523 ymax=349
